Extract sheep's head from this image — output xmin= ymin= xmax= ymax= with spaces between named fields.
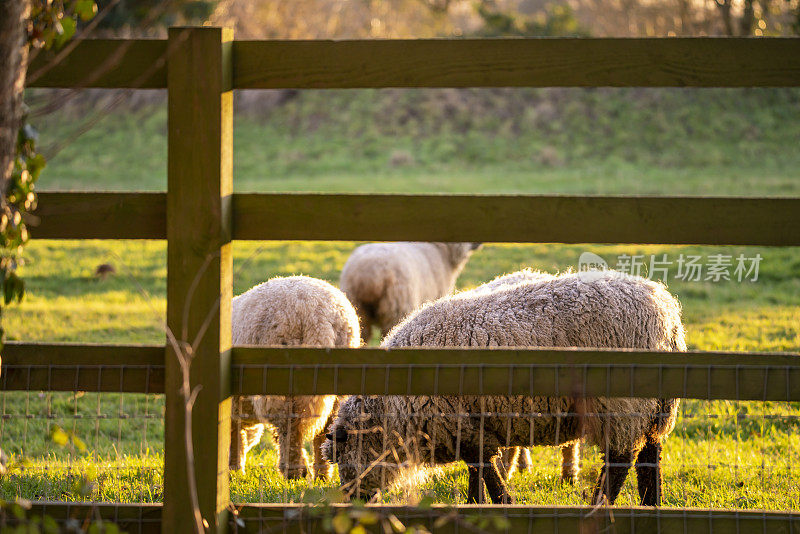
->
xmin=322 ymin=398 xmax=406 ymax=501
xmin=439 ymin=242 xmax=482 ymax=267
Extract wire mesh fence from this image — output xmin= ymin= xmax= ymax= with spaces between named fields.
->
xmin=227 ymin=358 xmax=800 ymax=513
xmin=0 ymin=362 xmax=164 ymax=504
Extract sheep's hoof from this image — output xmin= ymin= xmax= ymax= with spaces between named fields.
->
xmin=313 ymin=465 xmax=334 ymax=482
xmin=229 ymin=461 xmax=245 ymax=474
xmin=282 ymin=467 xmax=310 ymax=480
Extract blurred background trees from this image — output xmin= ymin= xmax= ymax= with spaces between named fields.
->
xmin=203 ymin=0 xmax=799 ymax=39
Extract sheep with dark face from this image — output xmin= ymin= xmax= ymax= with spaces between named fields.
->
xmin=323 ymin=270 xmax=685 ymax=505
xmin=339 ymin=242 xmax=481 ymax=343
xmin=231 ymin=276 xmax=360 ymax=479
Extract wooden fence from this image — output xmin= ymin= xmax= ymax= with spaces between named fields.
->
xmin=7 ymin=27 xmax=800 ymax=534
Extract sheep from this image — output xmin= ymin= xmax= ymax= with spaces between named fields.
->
xmin=465 ymin=269 xmax=579 ymax=483
xmin=323 ymin=270 xmax=685 ymax=505
xmin=230 ymin=275 xmax=360 ymax=480
xmin=339 ymin=242 xmax=481 ymax=343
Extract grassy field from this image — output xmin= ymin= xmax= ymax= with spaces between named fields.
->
xmin=1 ymin=88 xmax=799 ymax=508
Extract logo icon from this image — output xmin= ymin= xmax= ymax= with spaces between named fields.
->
xmin=578 ymin=252 xmax=609 ymax=272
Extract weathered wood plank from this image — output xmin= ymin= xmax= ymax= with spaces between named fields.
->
xmin=164 ymin=27 xmax=233 ymax=534
xmin=33 ymin=192 xmax=800 ymax=245
xmin=25 ymin=38 xmax=800 ymax=90
xmin=21 ymin=503 xmax=161 ymax=534
xmin=233 ymin=38 xmax=800 ymax=88
xmin=15 ymin=503 xmax=800 ymax=533
xmin=1 ymin=342 xmax=164 ymax=393
xmin=32 ymin=192 xmax=166 ymax=239
xmin=233 ymin=194 xmax=800 ymax=245
xmin=27 ymin=39 xmax=168 ymax=89
xmin=231 ymin=347 xmax=800 ymax=401
xmin=237 ymin=505 xmax=800 ymax=534
xmin=2 ymin=343 xmax=798 ymax=401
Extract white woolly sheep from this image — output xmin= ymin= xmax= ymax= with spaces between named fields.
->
xmin=339 ymin=242 xmax=481 ymax=343
xmin=231 ymin=275 xmax=360 ymax=480
xmin=465 ymin=269 xmax=579 ymax=483
xmin=323 ymin=270 xmax=685 ymax=505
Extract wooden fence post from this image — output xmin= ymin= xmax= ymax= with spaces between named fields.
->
xmin=164 ymin=26 xmax=233 ymax=534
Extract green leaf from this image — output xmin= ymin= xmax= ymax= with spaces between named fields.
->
xmin=55 ymin=16 xmax=77 ymax=48
xmin=332 ymin=511 xmax=352 ymax=534
xmin=50 ymin=426 xmax=69 ymax=447
xmin=10 ymin=503 xmax=25 ymax=520
xmin=416 ymin=496 xmax=434 ymax=510
xmin=75 ymin=0 xmax=98 ymax=21
xmin=353 ymin=511 xmax=378 ymax=526
xmin=71 ymin=433 xmax=87 ymax=453
xmin=493 ymin=516 xmax=511 ymax=529
xmin=42 ymin=515 xmax=59 ymax=534
xmin=27 ymin=154 xmax=46 ymax=178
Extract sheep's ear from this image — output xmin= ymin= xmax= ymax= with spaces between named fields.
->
xmin=470 ymin=242 xmax=483 ymax=250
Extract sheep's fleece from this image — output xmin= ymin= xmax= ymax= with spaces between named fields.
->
xmin=323 ymin=270 xmax=685 ymax=504
xmin=231 ymin=275 xmax=360 ymax=479
xmin=339 ymin=242 xmax=480 ymax=342
xmin=466 ymin=268 xmax=578 ymax=482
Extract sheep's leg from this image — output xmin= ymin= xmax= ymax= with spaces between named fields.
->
xmin=230 ymin=421 xmax=264 ymax=473
xmin=275 ymin=412 xmax=311 ymax=480
xmin=561 ymin=443 xmax=580 ymax=484
xmin=359 ymin=314 xmax=373 ymax=345
xmin=635 ymin=441 xmax=662 ymax=506
xmin=312 ymin=404 xmax=338 ymax=481
xmin=464 ymin=448 xmax=513 ymax=504
xmin=229 ymin=418 xmax=246 ymax=472
xmin=483 ymin=454 xmax=514 ymax=504
xmin=517 ymin=447 xmax=532 ymax=472
xmin=592 ymin=449 xmax=635 ymax=505
xmin=493 ymin=447 xmax=520 ymax=480
xmin=466 ymin=465 xmax=486 ymax=504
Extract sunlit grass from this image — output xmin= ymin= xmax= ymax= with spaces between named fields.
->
xmin=4 ymin=89 xmax=799 ymax=507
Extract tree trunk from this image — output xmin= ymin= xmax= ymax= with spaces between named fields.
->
xmin=740 ymin=0 xmax=756 ymax=35
xmin=0 ymin=0 xmax=31 ymax=195
xmin=714 ymin=0 xmax=735 ymax=35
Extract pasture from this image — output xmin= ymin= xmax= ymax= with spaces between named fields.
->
xmin=2 ymin=87 xmax=799 ymax=509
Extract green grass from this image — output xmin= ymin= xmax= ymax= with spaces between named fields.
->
xmin=2 ymin=88 xmax=799 ymax=508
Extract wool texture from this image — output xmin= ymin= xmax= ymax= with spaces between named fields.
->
xmin=231 ymin=275 xmax=360 ymax=480
xmin=339 ymin=242 xmax=480 ymax=342
xmin=324 ymin=270 xmax=685 ymax=503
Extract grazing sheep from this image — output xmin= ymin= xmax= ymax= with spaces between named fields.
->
xmin=466 ymin=269 xmax=579 ymax=483
xmin=323 ymin=270 xmax=685 ymax=505
xmin=339 ymin=242 xmax=481 ymax=343
xmin=231 ymin=275 xmax=360 ymax=479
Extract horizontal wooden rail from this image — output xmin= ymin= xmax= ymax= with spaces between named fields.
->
xmin=234 ymin=38 xmax=800 ymax=88
xmin=22 ymin=503 xmax=161 ymax=533
xmin=4 ymin=343 xmax=800 ymax=400
xmin=28 ymin=39 xmax=168 ymax=89
xmin=231 ymin=347 xmax=800 ymax=401
xmin=239 ymin=504 xmax=800 ymax=534
xmin=31 ymin=192 xmax=166 ymax=239
xmin=27 ymin=38 xmax=800 ymax=89
xmin=32 ymin=192 xmax=800 ymax=245
xmin=232 ymin=193 xmax=800 ymax=245
xmin=15 ymin=503 xmax=800 ymax=533
xmin=1 ymin=342 xmax=164 ymax=393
